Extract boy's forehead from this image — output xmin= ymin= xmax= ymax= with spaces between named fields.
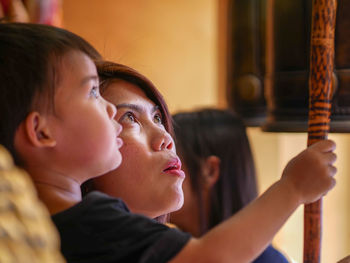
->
xmin=53 ymin=51 xmax=98 ymax=98
xmin=29 ymin=50 xmax=96 ymax=112
xmin=61 ymin=50 xmax=96 ymax=73
xmin=56 ymin=51 xmax=98 ymax=85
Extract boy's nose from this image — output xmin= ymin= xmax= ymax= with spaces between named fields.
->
xmin=106 ymin=100 xmax=117 ymax=119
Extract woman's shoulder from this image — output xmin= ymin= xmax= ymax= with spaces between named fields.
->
xmin=253 ymin=245 xmax=290 ymax=263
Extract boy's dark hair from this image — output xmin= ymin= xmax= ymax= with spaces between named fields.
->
xmin=173 ymin=109 xmax=258 ymax=234
xmin=0 ymin=23 xmax=101 ymax=165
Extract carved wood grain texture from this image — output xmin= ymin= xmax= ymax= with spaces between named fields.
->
xmin=304 ymin=0 xmax=337 ymax=262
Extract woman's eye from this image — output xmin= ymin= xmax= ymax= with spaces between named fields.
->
xmin=90 ymin=86 xmax=100 ymax=98
xmin=121 ymin=112 xmax=136 ymax=123
xmin=154 ymin=113 xmax=163 ymax=125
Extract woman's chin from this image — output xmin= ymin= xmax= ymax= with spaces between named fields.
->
xmin=168 ymin=194 xmax=184 ymax=213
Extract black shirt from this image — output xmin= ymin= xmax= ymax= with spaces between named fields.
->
xmin=52 ymin=191 xmax=191 ymax=263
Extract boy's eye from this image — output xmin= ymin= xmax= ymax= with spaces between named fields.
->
xmin=90 ymin=86 xmax=100 ymax=98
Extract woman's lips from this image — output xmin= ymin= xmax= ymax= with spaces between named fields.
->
xmin=163 ymin=168 xmax=185 ymax=178
xmin=163 ymin=158 xmax=185 ymax=178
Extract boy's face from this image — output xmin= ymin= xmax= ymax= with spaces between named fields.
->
xmin=47 ymin=51 xmax=123 ymax=183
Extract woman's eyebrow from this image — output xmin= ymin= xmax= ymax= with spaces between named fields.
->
xmin=116 ymin=103 xmax=143 ymax=113
xmin=116 ymin=103 xmax=159 ymax=114
xmin=152 ymin=105 xmax=160 ymax=114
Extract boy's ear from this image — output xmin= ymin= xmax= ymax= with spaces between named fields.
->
xmin=24 ymin=112 xmax=56 ymax=147
xmin=202 ymin=155 xmax=221 ymax=190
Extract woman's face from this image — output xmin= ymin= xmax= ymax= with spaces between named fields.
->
xmin=93 ymin=80 xmax=185 ymax=218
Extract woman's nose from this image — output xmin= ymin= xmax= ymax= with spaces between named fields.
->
xmin=152 ymin=129 xmax=174 ymax=151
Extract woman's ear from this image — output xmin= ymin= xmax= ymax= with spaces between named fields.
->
xmin=202 ymin=155 xmax=221 ymax=190
xmin=24 ymin=112 xmax=56 ymax=147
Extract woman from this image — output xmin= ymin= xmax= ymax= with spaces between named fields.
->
xmin=85 ymin=61 xmax=182 ymax=223
xmin=85 ymin=60 xmax=336 ymax=263
xmin=171 ymin=109 xmax=289 ymax=262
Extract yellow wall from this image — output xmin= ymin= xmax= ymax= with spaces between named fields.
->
xmin=249 ymin=130 xmax=350 ymax=262
xmin=63 ymin=1 xmax=350 ymax=262
xmin=63 ymin=0 xmax=218 ymax=113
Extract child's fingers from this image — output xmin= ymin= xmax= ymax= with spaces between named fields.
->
xmin=318 ymin=178 xmax=336 ymax=201
xmin=309 ymin=139 xmax=336 ymax=152
xmin=327 ymin=176 xmax=336 ymax=192
xmin=337 ymin=255 xmax=350 ymax=263
xmin=322 ymin=166 xmax=337 ymax=197
xmin=324 ymin=152 xmax=337 ymax=165
xmin=328 ymin=164 xmax=337 ymax=176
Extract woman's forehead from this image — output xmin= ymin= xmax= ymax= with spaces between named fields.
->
xmin=103 ymin=80 xmax=152 ymax=104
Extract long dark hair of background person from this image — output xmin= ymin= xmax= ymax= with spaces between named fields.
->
xmin=172 ymin=109 xmax=258 ymax=234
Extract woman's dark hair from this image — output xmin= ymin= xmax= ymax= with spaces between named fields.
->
xmin=0 ymin=22 xmax=101 ymax=165
xmin=85 ymin=61 xmax=172 ymax=223
xmin=173 ymin=109 xmax=258 ymax=234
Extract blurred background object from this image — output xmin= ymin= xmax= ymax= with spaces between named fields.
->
xmin=262 ymin=0 xmax=350 ymax=133
xmin=227 ymin=0 xmax=267 ymax=127
xmin=0 ymin=145 xmax=65 ymax=263
xmin=227 ymin=0 xmax=350 ymax=132
xmin=0 ymin=0 xmax=62 ymax=25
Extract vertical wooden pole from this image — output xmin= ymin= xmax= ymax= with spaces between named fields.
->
xmin=304 ymin=0 xmax=337 ymax=262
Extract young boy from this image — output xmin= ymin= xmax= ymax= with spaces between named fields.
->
xmin=0 ymin=22 xmax=337 ymax=263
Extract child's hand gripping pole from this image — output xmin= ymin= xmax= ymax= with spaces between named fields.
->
xmin=304 ymin=0 xmax=337 ymax=262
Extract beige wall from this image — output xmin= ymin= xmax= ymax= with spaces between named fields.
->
xmin=249 ymin=130 xmax=350 ymax=262
xmin=63 ymin=1 xmax=350 ymax=262
xmin=63 ymin=0 xmax=218 ymax=113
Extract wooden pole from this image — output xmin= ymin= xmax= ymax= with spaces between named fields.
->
xmin=304 ymin=0 xmax=337 ymax=262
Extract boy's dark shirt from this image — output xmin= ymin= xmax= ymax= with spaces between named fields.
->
xmin=52 ymin=191 xmax=190 ymax=263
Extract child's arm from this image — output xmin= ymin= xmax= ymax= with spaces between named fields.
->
xmin=170 ymin=139 xmax=336 ymax=263
xmin=338 ymin=255 xmax=350 ymax=263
